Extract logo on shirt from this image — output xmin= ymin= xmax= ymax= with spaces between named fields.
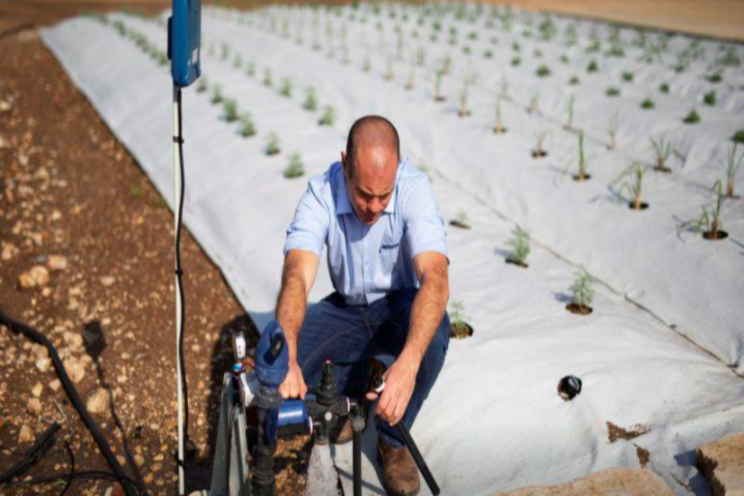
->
xmin=380 ymin=243 xmax=400 ymax=252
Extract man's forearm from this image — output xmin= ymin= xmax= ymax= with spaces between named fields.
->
xmin=401 ymin=269 xmax=449 ymax=367
xmin=275 ymin=267 xmax=309 ymax=363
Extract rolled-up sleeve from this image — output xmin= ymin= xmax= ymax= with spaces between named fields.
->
xmin=403 ymin=177 xmax=448 ymax=260
xmin=284 ymin=180 xmax=329 ymax=258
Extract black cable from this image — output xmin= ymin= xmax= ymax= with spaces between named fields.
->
xmin=59 ymin=441 xmax=74 ymax=496
xmin=0 ymin=311 xmax=143 ymax=496
xmin=174 ymin=84 xmax=192 ymax=474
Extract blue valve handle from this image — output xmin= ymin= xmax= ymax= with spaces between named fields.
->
xmin=255 ymin=320 xmax=289 ymax=390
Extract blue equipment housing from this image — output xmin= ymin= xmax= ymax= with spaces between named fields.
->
xmin=255 ymin=320 xmax=289 ymax=389
xmin=168 ymin=0 xmax=201 ymax=87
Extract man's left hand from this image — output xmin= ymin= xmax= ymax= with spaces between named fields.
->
xmin=365 ymin=356 xmax=419 ymax=426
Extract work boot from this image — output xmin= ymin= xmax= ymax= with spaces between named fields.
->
xmin=329 ymin=417 xmax=353 ymax=445
xmin=377 ymin=437 xmax=420 ymax=496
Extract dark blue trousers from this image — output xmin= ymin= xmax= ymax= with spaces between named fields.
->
xmin=296 ymin=288 xmax=450 ymax=448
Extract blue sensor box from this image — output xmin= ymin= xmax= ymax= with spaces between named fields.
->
xmin=168 ymin=0 xmax=201 ymax=87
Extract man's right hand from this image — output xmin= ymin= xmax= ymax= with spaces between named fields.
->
xmin=279 ymin=361 xmax=308 ymax=400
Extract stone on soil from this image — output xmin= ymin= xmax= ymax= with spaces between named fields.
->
xmin=493 ymin=468 xmax=674 ymax=496
xmin=697 ymin=433 xmax=744 ymax=496
xmin=87 ymin=387 xmax=110 ymax=414
xmin=18 ymin=424 xmax=34 ymax=444
xmin=63 ymin=357 xmax=85 ymax=383
xmin=19 ymin=265 xmax=50 ymax=288
xmin=47 ymin=254 xmax=68 ymax=271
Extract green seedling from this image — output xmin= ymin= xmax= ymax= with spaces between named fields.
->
xmin=450 ymin=211 xmax=470 ymax=229
xmin=650 ymin=137 xmax=673 ymax=173
xmin=239 ymin=113 xmax=256 ymax=138
xmin=483 ymin=49 xmax=493 ymax=59
xmin=703 ymin=91 xmax=716 ymax=106
xmin=536 ymin=65 xmax=550 ymax=77
xmin=222 ymin=98 xmax=239 ymax=122
xmin=434 ymin=69 xmax=445 ymax=102
xmin=405 ymin=63 xmax=415 ymax=90
xmin=587 ymin=60 xmax=599 ymax=73
xmin=246 ymin=63 xmax=255 ymax=77
xmin=303 ymin=87 xmax=318 ymax=111
xmin=505 ymin=226 xmax=530 ymax=268
xmin=265 ymin=132 xmax=281 ymax=156
xmin=683 ymin=109 xmax=701 ymax=124
xmin=384 ymin=55 xmax=394 ymax=81
xmin=606 ymin=87 xmax=621 ymax=97
xmin=459 ymin=79 xmax=470 ymax=117
xmin=532 ymin=131 xmax=548 ymax=158
xmin=511 ymin=56 xmax=521 ymax=67
xmin=493 ymin=100 xmax=506 ymax=134
xmin=528 ymin=90 xmax=540 ymax=114
xmin=233 ymin=53 xmax=243 ymax=69
xmin=279 ymin=78 xmax=292 ymax=97
xmin=608 ymin=113 xmax=619 ymax=150
xmin=284 ymin=152 xmax=305 ymax=179
xmin=659 ymin=83 xmax=670 ymax=94
xmin=560 ymin=54 xmax=569 ymax=63
xmin=641 ymin=98 xmax=655 ymax=110
xmin=567 ymin=271 xmax=595 ymax=314
xmin=211 ymin=85 xmax=224 ymax=105
xmin=197 ymin=76 xmax=208 ymax=93
xmin=621 ymin=71 xmax=634 ymax=83
xmin=220 ymin=43 xmax=229 ymax=60
xmin=569 ymin=75 xmax=579 ymax=85
xmin=573 ymin=131 xmax=589 ymax=181
xmin=612 ymin=162 xmax=648 ymax=210
xmin=534 ymin=48 xmax=543 ymax=58
xmin=681 ymin=180 xmax=728 ymax=240
xmin=319 ymin=105 xmax=335 ymax=126
xmin=724 ymin=143 xmax=743 ymax=198
xmin=448 ymin=300 xmax=473 ymax=338
xmin=263 ymin=69 xmax=272 ymax=87
xmin=707 ymin=73 xmax=722 ymax=84
xmin=733 ymin=130 xmax=744 ymax=144
xmin=565 ymin=95 xmax=575 ymax=130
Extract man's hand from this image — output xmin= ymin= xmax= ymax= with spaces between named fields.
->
xmin=366 ymin=356 xmax=419 ymax=426
xmin=279 ymin=361 xmax=308 ymax=400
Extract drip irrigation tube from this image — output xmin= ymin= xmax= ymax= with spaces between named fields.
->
xmin=0 ymin=310 xmax=144 ymax=496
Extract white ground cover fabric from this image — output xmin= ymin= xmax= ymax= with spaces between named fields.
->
xmin=42 ymin=5 xmax=744 ymax=495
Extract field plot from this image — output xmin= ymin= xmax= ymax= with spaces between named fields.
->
xmin=41 ymin=3 xmax=744 ymax=495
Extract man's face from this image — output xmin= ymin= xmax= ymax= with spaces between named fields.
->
xmin=342 ymin=146 xmax=398 ymax=225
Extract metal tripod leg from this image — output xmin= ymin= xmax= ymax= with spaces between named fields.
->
xmin=210 ymin=373 xmax=251 ymax=496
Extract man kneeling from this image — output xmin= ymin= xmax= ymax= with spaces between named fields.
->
xmin=275 ymin=115 xmax=450 ymax=496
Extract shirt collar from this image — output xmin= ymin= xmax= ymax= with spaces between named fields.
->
xmin=335 ymin=157 xmax=405 ymax=217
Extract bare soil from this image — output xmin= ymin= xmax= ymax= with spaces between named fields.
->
xmin=607 ymin=421 xmax=651 ymax=443
xmin=0 ymin=29 xmax=308 ymax=496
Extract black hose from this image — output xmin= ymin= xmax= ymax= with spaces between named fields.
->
xmin=174 ymin=84 xmax=191 ymax=460
xmin=353 ymin=426 xmax=362 ymax=496
xmin=0 ymin=310 xmax=142 ymax=496
xmin=59 ymin=441 xmax=74 ymax=496
xmin=396 ymin=423 xmax=440 ymax=496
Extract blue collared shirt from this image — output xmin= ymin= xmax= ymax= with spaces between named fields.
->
xmin=284 ymin=157 xmax=448 ymax=306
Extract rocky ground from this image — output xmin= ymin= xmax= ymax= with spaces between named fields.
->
xmin=0 ymin=28 xmax=309 ymax=496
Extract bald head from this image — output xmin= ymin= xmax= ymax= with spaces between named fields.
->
xmin=341 ymin=115 xmax=400 ymax=225
xmin=345 ymin=115 xmax=400 ymax=177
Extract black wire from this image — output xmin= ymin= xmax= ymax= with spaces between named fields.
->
xmin=59 ymin=441 xmax=74 ymax=496
xmin=0 ymin=311 xmax=143 ymax=496
xmin=174 ymin=85 xmax=191 ymax=462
